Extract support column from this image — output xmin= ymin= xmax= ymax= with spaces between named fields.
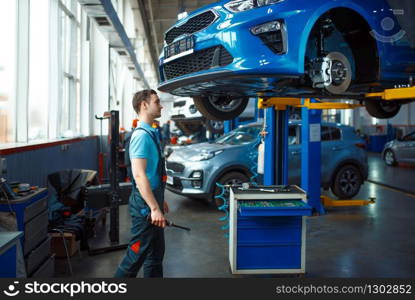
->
xmin=301 ymin=99 xmax=325 ymax=214
xmin=224 ymin=119 xmax=237 ymax=133
xmin=264 ymin=108 xmax=289 ymax=185
xmin=109 ymin=110 xmax=120 ymax=243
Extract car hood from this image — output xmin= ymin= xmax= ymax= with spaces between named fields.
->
xmin=384 ymin=140 xmax=397 ymax=149
xmin=168 ymin=142 xmax=233 ymax=162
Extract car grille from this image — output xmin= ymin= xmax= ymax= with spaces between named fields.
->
xmin=165 ymin=10 xmax=217 ymax=44
xmin=166 ymin=162 xmax=185 ymax=173
xmin=163 ymin=46 xmax=233 ymax=80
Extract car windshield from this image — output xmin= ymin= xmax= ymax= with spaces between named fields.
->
xmin=215 ymin=125 xmax=261 ymax=145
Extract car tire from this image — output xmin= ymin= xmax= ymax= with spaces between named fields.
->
xmin=365 ymin=101 xmax=401 ymax=119
xmin=174 ymin=120 xmax=203 ymax=136
xmin=212 ymin=172 xmax=249 ymax=208
xmin=384 ymin=149 xmax=397 ymax=166
xmin=205 ymin=119 xmax=224 ymax=134
xmin=331 ymin=164 xmax=363 ymax=200
xmin=193 ymin=96 xmax=249 ymax=121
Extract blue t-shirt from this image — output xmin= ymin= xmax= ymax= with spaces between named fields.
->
xmin=129 ymin=121 xmax=161 ymax=189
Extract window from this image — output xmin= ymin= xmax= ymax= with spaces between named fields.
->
xmin=0 ymin=1 xmax=17 ymax=143
xmin=322 ymin=109 xmax=340 ymax=123
xmin=215 ymin=125 xmax=261 ymax=145
xmin=404 ymin=132 xmax=415 ymax=141
xmin=28 ymin=0 xmax=50 ymax=141
xmin=59 ymin=0 xmax=81 ymax=137
xmin=321 ymin=126 xmax=341 ymax=141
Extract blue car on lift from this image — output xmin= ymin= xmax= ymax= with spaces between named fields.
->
xmin=158 ymin=0 xmax=415 ymax=120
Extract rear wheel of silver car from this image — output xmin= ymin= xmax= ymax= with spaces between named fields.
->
xmin=193 ymin=96 xmax=249 ymax=121
xmin=365 ymin=101 xmax=401 ymax=119
xmin=331 ymin=165 xmax=363 ymax=199
xmin=205 ymin=119 xmax=224 ymax=134
xmin=212 ymin=172 xmax=249 ymax=208
xmin=384 ymin=149 xmax=397 ymax=166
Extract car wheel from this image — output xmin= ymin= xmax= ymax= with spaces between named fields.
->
xmin=384 ymin=149 xmax=397 ymax=166
xmin=174 ymin=120 xmax=203 ymax=136
xmin=212 ymin=172 xmax=249 ymax=208
xmin=331 ymin=165 xmax=363 ymax=199
xmin=193 ymin=96 xmax=249 ymax=121
xmin=365 ymin=101 xmax=401 ymax=119
xmin=205 ymin=119 xmax=224 ymax=134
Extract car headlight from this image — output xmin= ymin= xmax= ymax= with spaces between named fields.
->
xmin=190 ymin=150 xmax=223 ymax=161
xmin=224 ymin=0 xmax=284 ymax=13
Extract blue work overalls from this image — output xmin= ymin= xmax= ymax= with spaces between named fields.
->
xmin=114 ymin=127 xmax=167 ymax=278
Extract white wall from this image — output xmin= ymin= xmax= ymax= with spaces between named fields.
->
xmin=91 ymin=23 xmax=109 ymax=136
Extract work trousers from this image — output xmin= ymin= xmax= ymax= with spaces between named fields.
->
xmin=114 ymin=185 xmax=165 ymax=278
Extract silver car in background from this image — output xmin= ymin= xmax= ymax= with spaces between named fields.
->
xmin=382 ymin=131 xmax=415 ymax=166
xmin=166 ymin=121 xmax=368 ymax=206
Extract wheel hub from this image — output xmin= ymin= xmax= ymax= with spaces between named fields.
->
xmin=210 ymin=120 xmax=223 ymax=130
xmin=330 ymin=60 xmax=348 ymax=85
xmin=209 ymin=96 xmax=243 ymax=113
xmin=339 ymin=169 xmax=358 ymax=195
xmin=385 ymin=151 xmax=394 ymax=164
xmin=309 ymin=51 xmax=352 ymax=94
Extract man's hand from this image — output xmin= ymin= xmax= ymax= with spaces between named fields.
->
xmin=150 ymin=208 xmax=166 ymax=228
xmin=163 ymin=201 xmax=169 ymax=214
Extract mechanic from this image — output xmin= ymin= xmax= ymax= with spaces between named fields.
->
xmin=114 ymin=89 xmax=168 ymax=278
xmin=161 ymin=120 xmax=171 ymax=150
xmin=123 ymin=118 xmax=138 ymax=181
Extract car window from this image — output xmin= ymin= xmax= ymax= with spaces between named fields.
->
xmin=215 ymin=125 xmax=261 ymax=145
xmin=330 ymin=127 xmax=341 ymax=140
xmin=321 ymin=126 xmax=341 ymax=141
xmin=321 ymin=126 xmax=331 ymax=141
xmin=295 ymin=124 xmax=342 ymax=143
xmin=404 ymin=132 xmax=415 ymax=141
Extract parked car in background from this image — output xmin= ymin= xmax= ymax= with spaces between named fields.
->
xmin=166 ymin=121 xmax=368 ymax=207
xmin=158 ymin=0 xmax=415 ymax=121
xmin=171 ymin=97 xmax=224 ymax=135
xmin=382 ymin=131 xmax=415 ymax=166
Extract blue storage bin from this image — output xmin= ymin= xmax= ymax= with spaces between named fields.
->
xmin=229 ymin=185 xmax=310 ymax=274
xmin=368 ymin=135 xmax=387 ymax=152
xmin=237 ymin=243 xmax=301 ymax=269
xmin=237 ymin=216 xmax=302 ymax=244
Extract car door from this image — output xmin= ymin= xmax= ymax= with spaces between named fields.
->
xmin=380 ymin=1 xmax=415 ymax=79
xmin=320 ymin=126 xmax=344 ymax=184
xmin=399 ymin=132 xmax=415 ymax=162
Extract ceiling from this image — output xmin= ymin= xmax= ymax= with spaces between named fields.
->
xmin=138 ymin=0 xmax=219 ymax=65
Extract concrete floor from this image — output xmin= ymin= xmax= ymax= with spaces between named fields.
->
xmin=55 ymin=153 xmax=415 ymax=278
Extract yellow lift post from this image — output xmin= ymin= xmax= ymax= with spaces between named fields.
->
xmin=258 ymin=85 xmax=415 ymax=207
xmin=257 ymin=97 xmax=374 ymax=208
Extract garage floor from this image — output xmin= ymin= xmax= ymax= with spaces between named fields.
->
xmin=54 ymin=153 xmax=415 ymax=278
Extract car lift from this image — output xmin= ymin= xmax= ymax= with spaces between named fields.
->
xmin=87 ymin=110 xmax=129 ymax=255
xmin=257 ymin=85 xmax=415 ymax=212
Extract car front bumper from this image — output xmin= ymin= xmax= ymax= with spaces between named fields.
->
xmin=165 ymin=159 xmax=217 ymax=199
xmin=158 ymin=3 xmax=311 ymax=97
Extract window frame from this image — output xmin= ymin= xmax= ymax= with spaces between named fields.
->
xmin=58 ymin=0 xmax=82 ymax=138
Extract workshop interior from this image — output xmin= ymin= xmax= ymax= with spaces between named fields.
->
xmin=1 ymin=0 xmax=415 ymax=279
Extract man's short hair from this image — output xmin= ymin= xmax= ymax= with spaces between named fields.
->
xmin=132 ymin=89 xmax=157 ymax=114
